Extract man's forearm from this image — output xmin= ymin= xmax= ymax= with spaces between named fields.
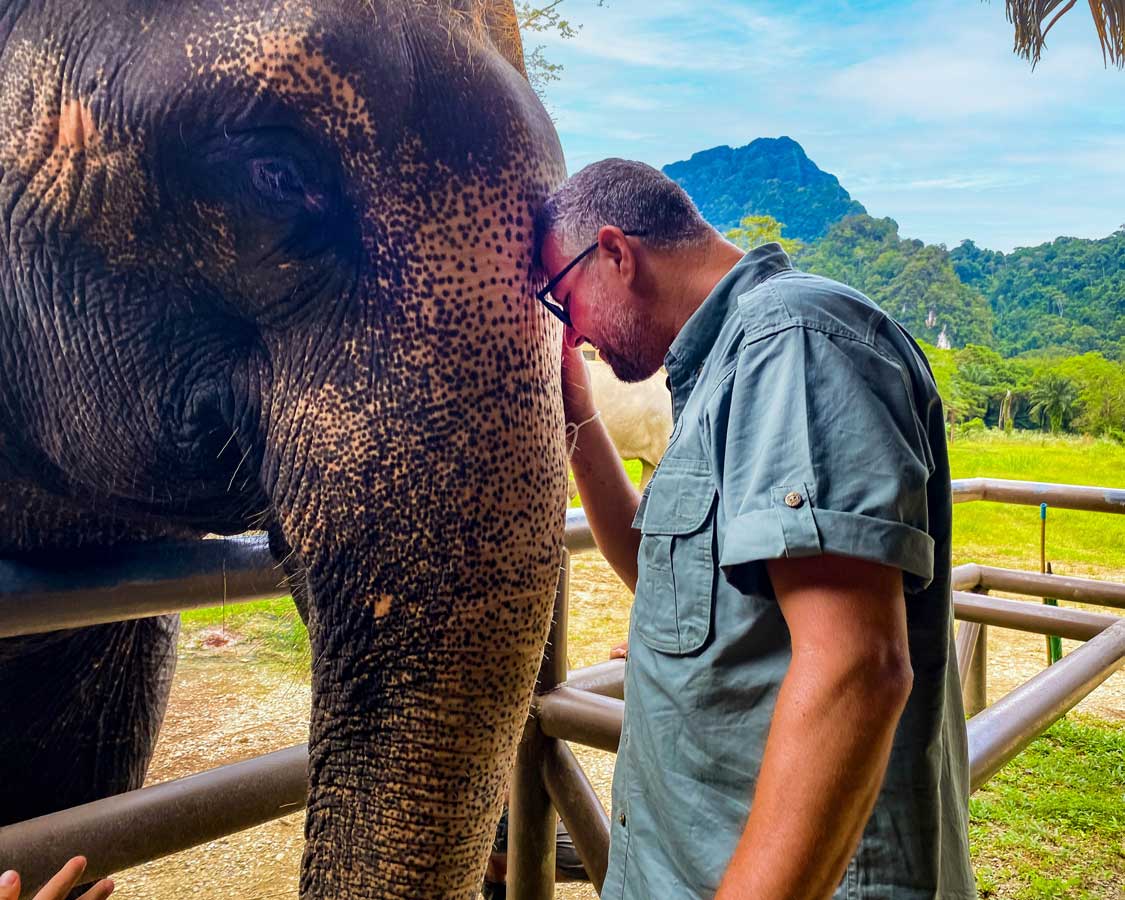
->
xmin=714 ymin=652 xmax=911 ymax=900
xmin=569 ymin=416 xmax=641 ymax=591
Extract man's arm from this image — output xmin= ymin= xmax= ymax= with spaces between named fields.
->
xmin=562 ymin=345 xmax=642 ymax=591
xmin=714 ymin=553 xmax=913 ymax=900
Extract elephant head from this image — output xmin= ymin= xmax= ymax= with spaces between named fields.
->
xmin=0 ymin=1 xmax=566 ymax=896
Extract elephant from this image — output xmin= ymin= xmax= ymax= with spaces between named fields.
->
xmin=0 ymin=2 xmax=567 ymax=898
xmin=586 ymin=357 xmax=672 ymax=486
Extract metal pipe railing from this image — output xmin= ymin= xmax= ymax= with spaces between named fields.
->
xmin=8 ymin=479 xmax=1123 ymax=640
xmin=540 ymin=738 xmax=610 ymax=892
xmin=967 ymin=619 xmax=1125 ymax=791
xmin=535 ymin=688 xmax=624 ymax=754
xmin=3 ymin=483 xmax=1124 ymax=897
xmin=0 ymin=535 xmax=285 ymax=639
xmin=953 ymin=591 xmax=1118 ymax=641
xmin=951 ymin=478 xmax=1125 ymax=513
xmin=977 ymin=566 xmax=1125 ymax=611
xmin=0 ymin=745 xmax=307 ymax=895
xmin=0 ymin=511 xmax=596 ymax=640
xmin=955 ymin=619 xmax=988 ymax=717
xmin=563 ymin=660 xmax=625 ymax=700
xmin=951 ymin=563 xmax=983 ymax=593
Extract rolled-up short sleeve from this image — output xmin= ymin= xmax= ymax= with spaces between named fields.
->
xmin=709 ymin=324 xmax=936 ymax=592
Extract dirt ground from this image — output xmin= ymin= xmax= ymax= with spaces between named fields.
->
xmin=114 ymin=553 xmax=1123 ymax=899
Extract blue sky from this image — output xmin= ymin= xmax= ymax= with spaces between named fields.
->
xmin=535 ymin=0 xmax=1125 ymax=253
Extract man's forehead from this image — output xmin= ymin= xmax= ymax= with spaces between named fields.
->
xmin=538 ymin=230 xmax=567 ymax=272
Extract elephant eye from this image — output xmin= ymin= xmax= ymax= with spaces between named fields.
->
xmin=249 ymin=157 xmax=312 ymax=207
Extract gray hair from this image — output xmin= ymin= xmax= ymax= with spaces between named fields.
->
xmin=535 ymin=159 xmax=712 ymax=264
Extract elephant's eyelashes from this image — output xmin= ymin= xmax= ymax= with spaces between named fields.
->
xmin=249 ymin=157 xmax=317 ymax=210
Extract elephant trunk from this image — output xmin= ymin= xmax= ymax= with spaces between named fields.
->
xmin=300 ymin=578 xmax=550 ymax=897
xmin=264 ymin=319 xmax=566 ymax=897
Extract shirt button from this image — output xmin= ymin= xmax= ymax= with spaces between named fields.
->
xmin=784 ymin=491 xmax=804 ymax=508
xmin=619 ymin=812 xmax=627 ymax=827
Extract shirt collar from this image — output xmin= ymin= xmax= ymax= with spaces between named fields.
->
xmin=665 ymin=243 xmax=792 ymax=383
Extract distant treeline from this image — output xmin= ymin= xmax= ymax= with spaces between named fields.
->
xmin=917 ymin=342 xmax=1125 ymax=440
xmin=794 ymin=215 xmax=1125 ymax=360
xmin=721 ymin=213 xmax=1125 ymax=437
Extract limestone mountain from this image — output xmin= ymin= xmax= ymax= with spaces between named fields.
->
xmin=662 ymin=136 xmax=865 ymax=242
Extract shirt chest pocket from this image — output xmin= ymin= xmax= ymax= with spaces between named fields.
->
xmin=632 ymin=465 xmax=718 ymax=655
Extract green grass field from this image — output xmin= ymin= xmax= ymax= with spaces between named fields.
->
xmin=183 ymin=430 xmax=1125 ymax=899
xmin=948 ymin=430 xmax=1125 ymax=575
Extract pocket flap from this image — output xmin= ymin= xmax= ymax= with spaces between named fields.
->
xmin=641 ymin=466 xmax=715 ymax=535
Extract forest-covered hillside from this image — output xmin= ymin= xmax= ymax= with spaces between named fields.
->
xmin=671 ymin=137 xmax=1123 ymax=360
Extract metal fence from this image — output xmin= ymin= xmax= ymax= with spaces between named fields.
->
xmin=1 ymin=480 xmax=1123 ymax=898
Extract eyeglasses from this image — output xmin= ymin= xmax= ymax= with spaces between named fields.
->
xmin=536 ymin=230 xmax=647 ymax=328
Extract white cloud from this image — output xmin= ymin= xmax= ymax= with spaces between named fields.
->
xmin=536 ymin=0 xmax=805 ymax=72
xmin=820 ymin=12 xmax=1110 ymax=121
xmin=540 ymin=0 xmax=1125 ymax=251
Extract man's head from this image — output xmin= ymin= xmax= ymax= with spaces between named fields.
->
xmin=535 ymin=159 xmax=712 ymax=382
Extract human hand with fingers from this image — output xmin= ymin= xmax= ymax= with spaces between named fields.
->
xmin=561 ymin=343 xmax=596 ymax=429
xmin=0 ymin=857 xmax=113 ymax=900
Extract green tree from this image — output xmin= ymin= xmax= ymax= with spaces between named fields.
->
xmin=1028 ymin=371 xmax=1080 ymax=433
xmin=517 ymin=1 xmax=593 ymax=97
xmin=1052 ymin=353 xmax=1125 ymax=435
xmin=954 ymin=344 xmax=1022 ymax=425
xmin=796 ymin=215 xmax=994 ymax=348
xmin=978 ymin=231 xmax=1125 ymax=359
xmin=724 ymin=214 xmax=804 ymax=255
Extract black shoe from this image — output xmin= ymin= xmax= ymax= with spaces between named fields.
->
xmin=481 ymin=880 xmax=506 ymax=899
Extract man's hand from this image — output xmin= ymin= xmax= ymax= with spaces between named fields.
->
xmin=0 ymin=857 xmax=114 ymax=900
xmin=561 ymin=343 xmax=596 ymax=427
xmin=715 ymin=554 xmax=913 ymax=900
xmin=609 ymin=640 xmax=628 ymax=660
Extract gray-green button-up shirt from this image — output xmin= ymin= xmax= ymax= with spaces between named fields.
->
xmin=600 ymin=244 xmax=975 ymax=899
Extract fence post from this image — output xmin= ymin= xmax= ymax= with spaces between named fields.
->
xmin=1041 ymin=504 xmax=1063 ymax=665
xmin=961 ymin=590 xmax=989 ymax=717
xmin=509 ymin=548 xmax=569 ymax=900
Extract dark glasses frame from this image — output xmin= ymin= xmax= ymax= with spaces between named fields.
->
xmin=536 ymin=230 xmax=648 ymax=327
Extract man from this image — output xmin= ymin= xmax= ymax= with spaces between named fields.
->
xmin=535 ymin=159 xmax=975 ymax=899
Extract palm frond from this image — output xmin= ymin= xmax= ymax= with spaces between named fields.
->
xmin=1001 ymin=0 xmax=1125 ymax=67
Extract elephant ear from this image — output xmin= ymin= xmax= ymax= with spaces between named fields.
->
xmin=476 ymin=1 xmax=529 ymax=78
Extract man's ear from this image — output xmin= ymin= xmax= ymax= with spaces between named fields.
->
xmin=597 ymin=225 xmax=636 ymax=287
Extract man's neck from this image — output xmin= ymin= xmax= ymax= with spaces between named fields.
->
xmin=660 ymin=235 xmax=746 ymax=337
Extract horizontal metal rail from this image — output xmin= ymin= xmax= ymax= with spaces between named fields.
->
xmin=0 ymin=535 xmax=286 ymax=639
xmin=977 ymin=566 xmax=1125 ymax=611
xmin=951 ymin=563 xmax=982 ymax=593
xmin=953 ymin=591 xmax=1118 ymax=641
xmin=1 ymin=597 xmax=1119 ymax=884
xmin=967 ymin=619 xmax=1125 ymax=791
xmin=564 ymin=660 xmax=625 ymax=700
xmin=951 ymin=478 xmax=1125 ymax=513
xmin=5 ymin=479 xmax=1122 ymax=639
xmin=535 ymin=687 xmax=624 ymax=754
xmin=0 ymin=511 xmax=596 ymax=640
xmin=0 ymin=745 xmax=307 ymax=894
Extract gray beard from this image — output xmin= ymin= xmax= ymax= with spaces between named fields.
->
xmin=594 ymin=285 xmax=665 ymax=383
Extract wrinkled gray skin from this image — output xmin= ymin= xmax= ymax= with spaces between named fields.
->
xmin=0 ymin=1 xmax=567 ymax=896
